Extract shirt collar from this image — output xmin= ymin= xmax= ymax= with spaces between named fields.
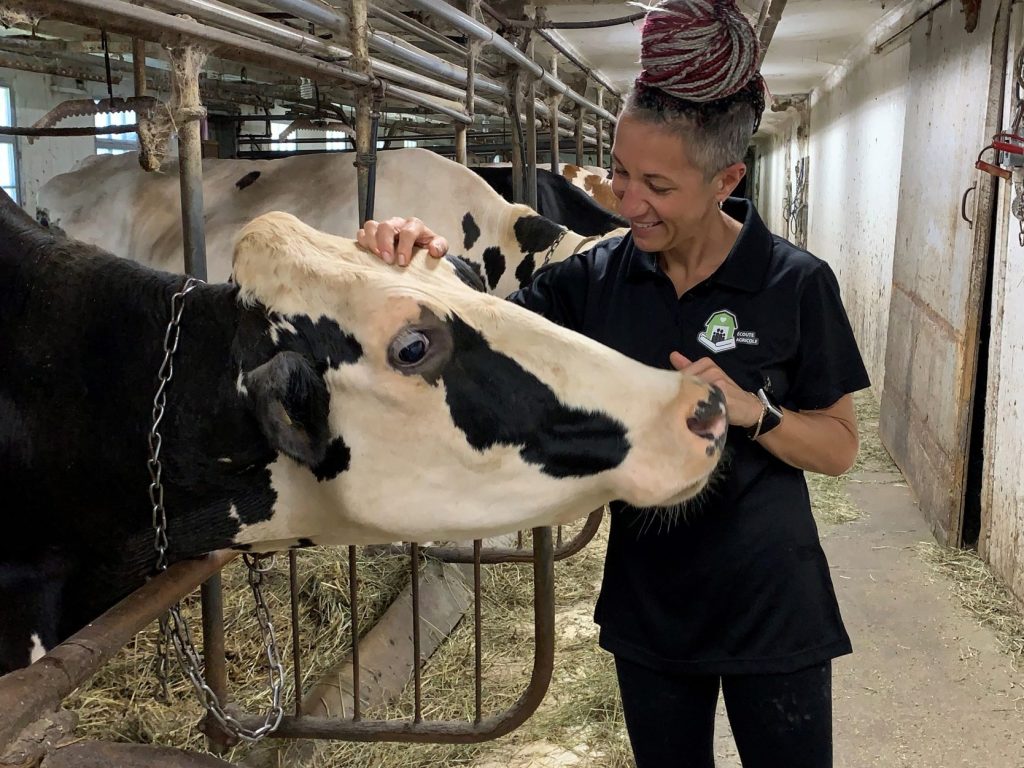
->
xmin=624 ymin=198 xmax=773 ymax=293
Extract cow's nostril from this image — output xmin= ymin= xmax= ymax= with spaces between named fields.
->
xmin=687 ymin=389 xmax=727 ymax=442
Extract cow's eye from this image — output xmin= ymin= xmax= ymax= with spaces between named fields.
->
xmin=390 ymin=330 xmax=430 ymax=367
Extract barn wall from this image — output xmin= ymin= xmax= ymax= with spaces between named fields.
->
xmin=981 ymin=2 xmax=1024 ymax=607
xmin=879 ymin=0 xmax=1007 ymax=546
xmin=0 ymin=68 xmax=142 ymax=218
xmin=757 ymin=2 xmax=1013 ymax=553
xmin=805 ymin=34 xmax=910 ymax=396
xmin=755 ymin=6 xmax=912 ymax=396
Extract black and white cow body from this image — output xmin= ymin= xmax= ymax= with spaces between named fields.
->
xmin=471 ymin=166 xmax=627 ymax=237
xmin=0 ymin=191 xmax=726 ymax=674
xmin=35 ymin=149 xmax=626 ymax=297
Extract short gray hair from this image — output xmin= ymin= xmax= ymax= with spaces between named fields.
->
xmin=622 ymin=85 xmax=757 ymax=179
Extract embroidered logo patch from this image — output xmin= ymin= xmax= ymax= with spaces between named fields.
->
xmin=697 ymin=310 xmax=759 ymax=353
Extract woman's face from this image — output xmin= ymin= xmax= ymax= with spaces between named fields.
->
xmin=610 ymin=114 xmax=736 ymax=253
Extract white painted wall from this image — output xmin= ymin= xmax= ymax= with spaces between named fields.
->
xmin=754 ymin=6 xmax=913 ymax=395
xmin=805 ymin=33 xmax=910 ymax=396
xmin=0 ymin=68 xmax=148 ymax=218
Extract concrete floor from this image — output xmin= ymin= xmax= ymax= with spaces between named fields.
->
xmin=713 ymin=469 xmax=1024 ymax=767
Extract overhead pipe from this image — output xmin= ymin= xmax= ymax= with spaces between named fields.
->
xmin=8 ymin=0 xmax=482 ymax=122
xmin=258 ymin=0 xmax=507 ymax=97
xmin=756 ymin=0 xmax=789 ymax=67
xmin=535 ymin=28 xmax=620 ymax=100
xmin=138 ymin=0 xmax=504 ymax=113
xmin=255 ymin=0 xmax=611 ymax=139
xmin=399 ymin=0 xmax=617 ymax=123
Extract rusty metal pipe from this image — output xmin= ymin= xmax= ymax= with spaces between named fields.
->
xmin=256 ymin=0 xmax=506 ymax=98
xmin=756 ymin=0 xmax=789 ymax=67
xmin=237 ymin=529 xmax=554 ymax=743
xmin=138 ymin=0 xmax=502 ymax=114
xmin=132 ymin=38 xmax=147 ymax=96
xmin=401 ymin=0 xmax=615 ymax=123
xmin=6 ymin=0 xmax=477 ymax=122
xmin=0 ymin=551 xmax=236 ymax=753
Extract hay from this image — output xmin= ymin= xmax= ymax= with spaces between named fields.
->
xmin=916 ymin=542 xmax=1024 ymax=665
xmin=66 ymin=546 xmax=411 ymax=763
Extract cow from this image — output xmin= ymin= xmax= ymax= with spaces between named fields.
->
xmin=561 ymin=163 xmax=620 ymax=214
xmin=0 ymin=190 xmax=727 ymax=673
xmin=469 ymin=165 xmax=626 ymax=236
xmin=36 ymin=148 xmax=626 ymax=297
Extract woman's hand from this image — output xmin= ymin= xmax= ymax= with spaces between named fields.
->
xmin=357 ymin=217 xmax=449 ymax=266
xmin=670 ymin=352 xmax=761 ymax=428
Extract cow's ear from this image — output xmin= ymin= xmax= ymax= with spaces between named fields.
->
xmin=243 ymin=351 xmax=331 ymax=467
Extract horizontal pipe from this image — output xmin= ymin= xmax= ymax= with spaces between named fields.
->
xmin=258 ymin=0 xmax=506 ymax=97
xmin=535 ymin=28 xmax=620 ymax=99
xmin=0 ymin=551 xmax=237 ymax=753
xmin=400 ymin=0 xmax=617 ymax=123
xmin=8 ymin=0 xmax=476 ymax=121
xmin=137 ymin=0 xmax=499 ymax=115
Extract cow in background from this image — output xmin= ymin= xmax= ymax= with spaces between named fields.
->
xmin=37 ymin=149 xmax=625 ymax=297
xmin=470 ymin=165 xmax=626 ymax=236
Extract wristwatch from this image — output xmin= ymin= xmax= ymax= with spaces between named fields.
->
xmin=748 ymin=387 xmax=784 ymax=439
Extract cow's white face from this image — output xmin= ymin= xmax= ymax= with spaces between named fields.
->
xmin=229 ymin=212 xmax=726 ymax=548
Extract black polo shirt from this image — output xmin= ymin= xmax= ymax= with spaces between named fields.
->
xmin=507 ymin=198 xmax=870 ymax=675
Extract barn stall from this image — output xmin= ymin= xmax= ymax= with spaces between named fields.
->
xmin=3 ymin=0 xmax=1024 ymax=766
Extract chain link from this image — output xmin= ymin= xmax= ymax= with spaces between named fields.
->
xmin=148 ymin=276 xmax=284 ymax=743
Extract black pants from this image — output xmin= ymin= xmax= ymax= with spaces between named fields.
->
xmin=614 ymin=655 xmax=833 ymax=768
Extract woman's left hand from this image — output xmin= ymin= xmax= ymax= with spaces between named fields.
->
xmin=670 ymin=352 xmax=762 ymax=429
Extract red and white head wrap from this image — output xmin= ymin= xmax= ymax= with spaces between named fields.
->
xmin=634 ymin=0 xmax=762 ymax=103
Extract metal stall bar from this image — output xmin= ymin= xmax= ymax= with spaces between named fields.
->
xmin=258 ymin=0 xmax=507 ymax=98
xmin=350 ymin=0 xmax=374 ymax=226
xmin=0 ymin=552 xmax=236 ymax=753
xmin=137 ymin=0 xmax=503 ymax=116
xmin=238 ymin=528 xmax=555 ymax=742
xmin=400 ymin=0 xmax=617 ymax=123
xmin=12 ymin=0 xmax=477 ymax=122
xmin=371 ymin=508 xmax=604 ymax=564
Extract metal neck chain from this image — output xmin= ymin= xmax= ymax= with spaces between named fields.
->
xmin=148 ymin=276 xmax=284 ymax=743
xmin=540 ymin=227 xmax=569 ymax=269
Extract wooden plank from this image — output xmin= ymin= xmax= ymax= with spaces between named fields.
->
xmin=880 ymin=0 xmax=1009 ymax=545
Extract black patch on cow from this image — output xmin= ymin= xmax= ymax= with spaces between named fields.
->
xmin=444 ymin=254 xmax=487 ymax=293
xmin=515 ymin=252 xmax=536 ymax=288
xmin=236 ymin=171 xmax=261 ymax=190
xmin=440 ymin=315 xmax=630 ymax=477
xmin=482 ymin=246 xmax=505 ymax=290
xmin=294 ymin=538 xmax=315 ymax=549
xmin=462 ymin=212 xmax=481 ymax=250
xmin=276 ymin=314 xmax=363 ymax=369
xmin=232 ymin=543 xmax=254 ymax=552
xmin=514 ymin=215 xmax=564 ymax=255
xmin=314 ymin=436 xmax=351 ymax=481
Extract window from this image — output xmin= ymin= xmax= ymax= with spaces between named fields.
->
xmin=270 ymin=122 xmax=296 ymax=152
xmin=95 ymin=107 xmax=139 ymax=155
xmin=325 ymin=130 xmax=349 ymax=151
xmin=0 ymin=86 xmax=18 ymax=203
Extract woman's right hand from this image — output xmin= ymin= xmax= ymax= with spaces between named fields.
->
xmin=357 ymin=217 xmax=449 ymax=266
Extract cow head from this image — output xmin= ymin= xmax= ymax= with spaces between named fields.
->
xmin=228 ymin=212 xmax=726 ymax=548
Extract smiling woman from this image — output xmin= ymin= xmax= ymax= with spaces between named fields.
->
xmin=356 ymin=2 xmax=869 ymax=766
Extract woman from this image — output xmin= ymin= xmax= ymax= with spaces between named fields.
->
xmin=358 ymin=2 xmax=868 ymax=765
